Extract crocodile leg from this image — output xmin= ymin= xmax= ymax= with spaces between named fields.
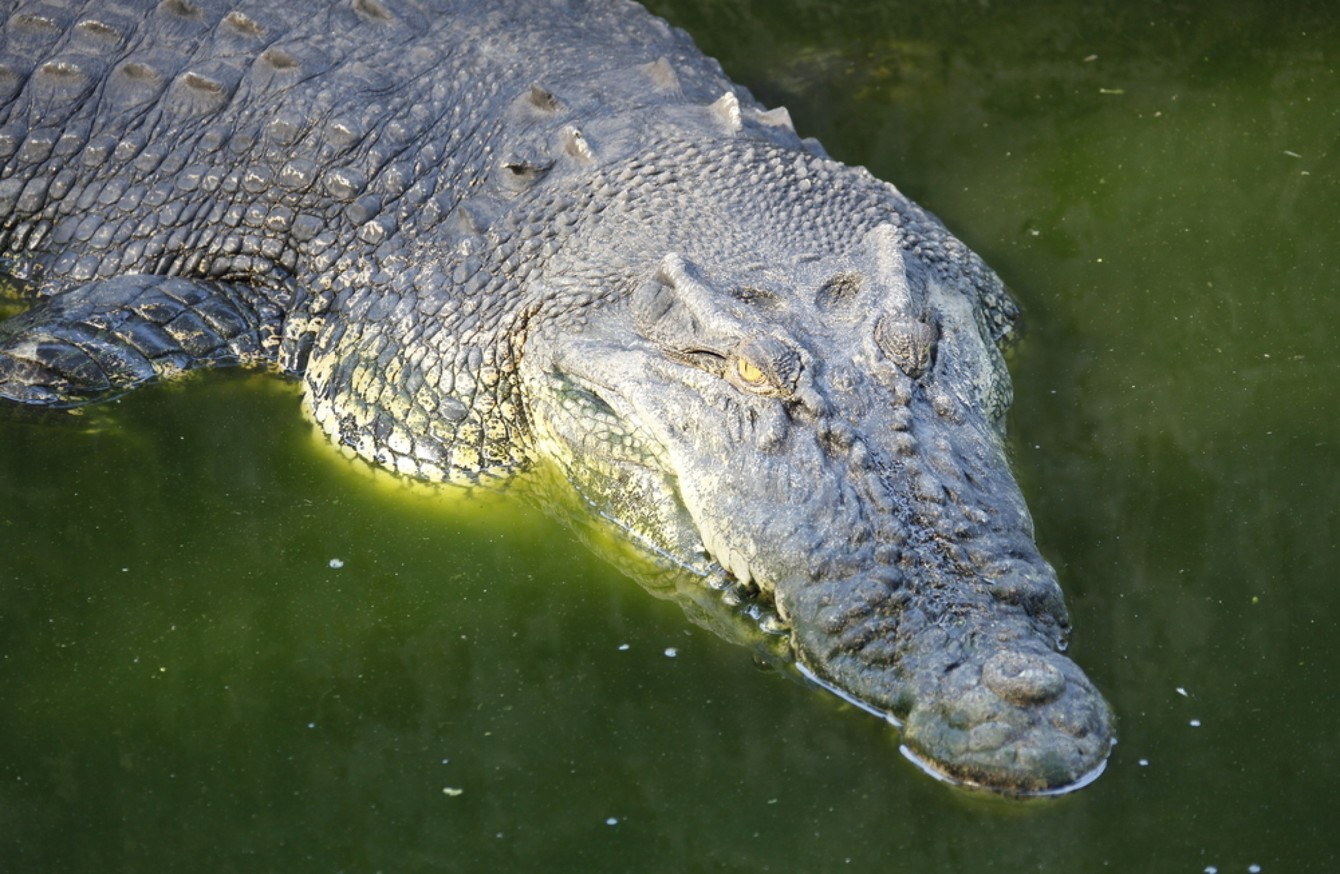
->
xmin=0 ymin=275 xmax=279 ymax=408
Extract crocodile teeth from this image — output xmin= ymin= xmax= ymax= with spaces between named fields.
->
xmin=723 ymin=547 xmax=753 ymax=589
xmin=701 ymin=528 xmax=752 ymax=589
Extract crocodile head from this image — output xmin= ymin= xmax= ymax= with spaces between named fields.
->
xmin=518 ymin=218 xmax=1113 ymax=796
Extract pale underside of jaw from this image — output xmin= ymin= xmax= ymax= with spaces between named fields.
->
xmin=897 ymin=739 xmax=1113 ymax=798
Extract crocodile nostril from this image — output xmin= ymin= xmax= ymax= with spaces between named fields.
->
xmin=982 ymin=651 xmax=1067 ymax=705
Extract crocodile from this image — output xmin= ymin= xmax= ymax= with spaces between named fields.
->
xmin=0 ymin=0 xmax=1114 ymax=794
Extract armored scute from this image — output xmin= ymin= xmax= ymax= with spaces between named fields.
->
xmin=0 ymin=0 xmax=1113 ymax=793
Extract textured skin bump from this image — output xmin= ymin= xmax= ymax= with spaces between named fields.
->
xmin=0 ymin=1 xmax=1112 ymax=794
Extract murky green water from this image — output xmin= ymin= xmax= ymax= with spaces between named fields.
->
xmin=2 ymin=1 xmax=1336 ymax=870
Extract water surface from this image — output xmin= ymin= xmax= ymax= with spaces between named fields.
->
xmin=2 ymin=1 xmax=1336 ymax=870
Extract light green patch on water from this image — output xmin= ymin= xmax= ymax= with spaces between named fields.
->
xmin=2 ymin=0 xmax=1337 ymax=871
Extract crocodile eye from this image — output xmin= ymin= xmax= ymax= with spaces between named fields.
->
xmin=733 ymin=356 xmax=767 ymax=387
xmin=726 ymin=337 xmax=800 ymax=398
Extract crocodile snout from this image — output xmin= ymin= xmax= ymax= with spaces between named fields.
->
xmin=896 ymin=644 xmax=1113 ymax=795
xmin=785 ymin=569 xmax=1113 ymax=796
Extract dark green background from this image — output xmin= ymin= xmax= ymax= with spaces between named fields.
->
xmin=2 ymin=1 xmax=1335 ymax=870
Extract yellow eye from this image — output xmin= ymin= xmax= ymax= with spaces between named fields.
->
xmin=733 ymin=357 xmax=767 ymax=386
xmin=726 ymin=338 xmax=800 ymax=398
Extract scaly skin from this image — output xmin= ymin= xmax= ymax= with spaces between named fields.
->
xmin=0 ymin=0 xmax=1113 ymax=793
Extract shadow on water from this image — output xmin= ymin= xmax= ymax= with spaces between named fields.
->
xmin=2 ymin=0 xmax=1338 ymax=871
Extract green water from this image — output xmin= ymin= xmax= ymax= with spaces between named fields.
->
xmin=1 ymin=1 xmax=1336 ymax=870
